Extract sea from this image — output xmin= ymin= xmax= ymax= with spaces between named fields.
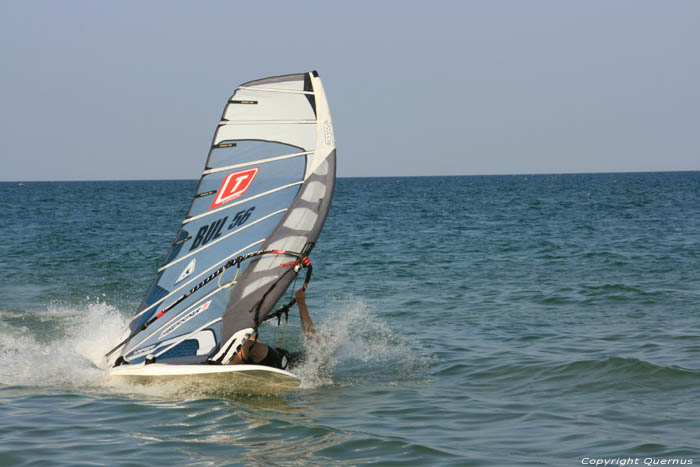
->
xmin=1 ymin=172 xmax=699 ymax=466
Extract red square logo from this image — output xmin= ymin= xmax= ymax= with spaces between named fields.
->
xmin=210 ymin=167 xmax=259 ymax=210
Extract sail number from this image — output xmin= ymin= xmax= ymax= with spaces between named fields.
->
xmin=229 ymin=207 xmax=255 ymax=229
xmin=190 ymin=207 xmax=256 ymax=251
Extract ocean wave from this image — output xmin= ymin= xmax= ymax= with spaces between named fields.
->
xmin=464 ymin=355 xmax=700 ymax=398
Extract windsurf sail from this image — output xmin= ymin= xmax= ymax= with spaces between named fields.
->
xmin=108 ymin=71 xmax=336 ymax=367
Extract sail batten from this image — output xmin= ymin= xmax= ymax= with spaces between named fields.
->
xmin=183 ymin=183 xmax=302 ymax=224
xmin=113 ymin=71 xmax=336 ymax=369
xmin=202 ymin=151 xmax=312 ymax=175
xmin=219 ymin=120 xmax=317 ymax=125
xmin=238 ymin=86 xmax=314 ymax=95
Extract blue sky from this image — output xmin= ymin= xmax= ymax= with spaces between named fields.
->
xmin=1 ymin=1 xmax=698 ymax=181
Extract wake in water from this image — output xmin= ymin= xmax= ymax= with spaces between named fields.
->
xmin=0 ymin=297 xmax=428 ymax=396
xmin=0 ymin=301 xmax=126 ymax=390
xmin=0 ymin=301 xmax=219 ymax=398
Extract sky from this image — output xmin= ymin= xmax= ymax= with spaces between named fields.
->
xmin=1 ymin=0 xmax=698 ymax=181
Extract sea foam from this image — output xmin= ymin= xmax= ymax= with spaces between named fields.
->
xmin=0 ymin=301 xmax=126 ymax=389
xmin=0 ymin=296 xmax=422 ymax=396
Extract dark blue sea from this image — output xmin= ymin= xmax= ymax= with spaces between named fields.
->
xmin=1 ymin=173 xmax=699 ymax=466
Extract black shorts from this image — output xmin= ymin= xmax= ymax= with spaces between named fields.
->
xmin=256 ymin=346 xmax=304 ymax=370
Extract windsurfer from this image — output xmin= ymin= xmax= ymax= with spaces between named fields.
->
xmin=228 ymin=289 xmax=315 ymax=369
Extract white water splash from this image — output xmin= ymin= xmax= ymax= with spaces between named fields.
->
xmin=0 ymin=298 xmax=425 ymax=397
xmin=0 ymin=302 xmax=206 ymax=398
xmin=0 ymin=301 xmax=126 ymax=390
xmin=293 ymin=298 xmax=418 ymax=389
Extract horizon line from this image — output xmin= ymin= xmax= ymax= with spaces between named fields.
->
xmin=2 ymin=169 xmax=699 ymax=184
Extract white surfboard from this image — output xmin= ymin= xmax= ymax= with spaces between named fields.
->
xmin=109 ymin=363 xmax=301 ymax=395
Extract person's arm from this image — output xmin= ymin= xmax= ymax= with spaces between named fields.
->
xmin=295 ymin=289 xmax=316 ymax=338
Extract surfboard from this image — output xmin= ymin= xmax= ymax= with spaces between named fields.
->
xmin=105 ymin=71 xmax=336 ymax=393
xmin=109 ymin=364 xmax=301 ymax=395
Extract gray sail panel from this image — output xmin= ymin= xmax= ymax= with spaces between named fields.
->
xmin=220 ymin=151 xmax=336 ymax=345
xmin=239 ymin=73 xmax=308 ymax=89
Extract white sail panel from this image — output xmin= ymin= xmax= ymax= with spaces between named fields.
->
xmin=224 ymin=90 xmax=316 ymax=121
xmin=214 ymin=123 xmax=317 ymax=153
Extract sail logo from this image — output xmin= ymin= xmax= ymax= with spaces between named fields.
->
xmin=323 ymin=120 xmax=333 ymax=146
xmin=210 ymin=168 xmax=259 ymax=210
xmin=160 ymin=300 xmax=211 ymax=338
xmin=176 ymin=258 xmax=196 ymax=283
